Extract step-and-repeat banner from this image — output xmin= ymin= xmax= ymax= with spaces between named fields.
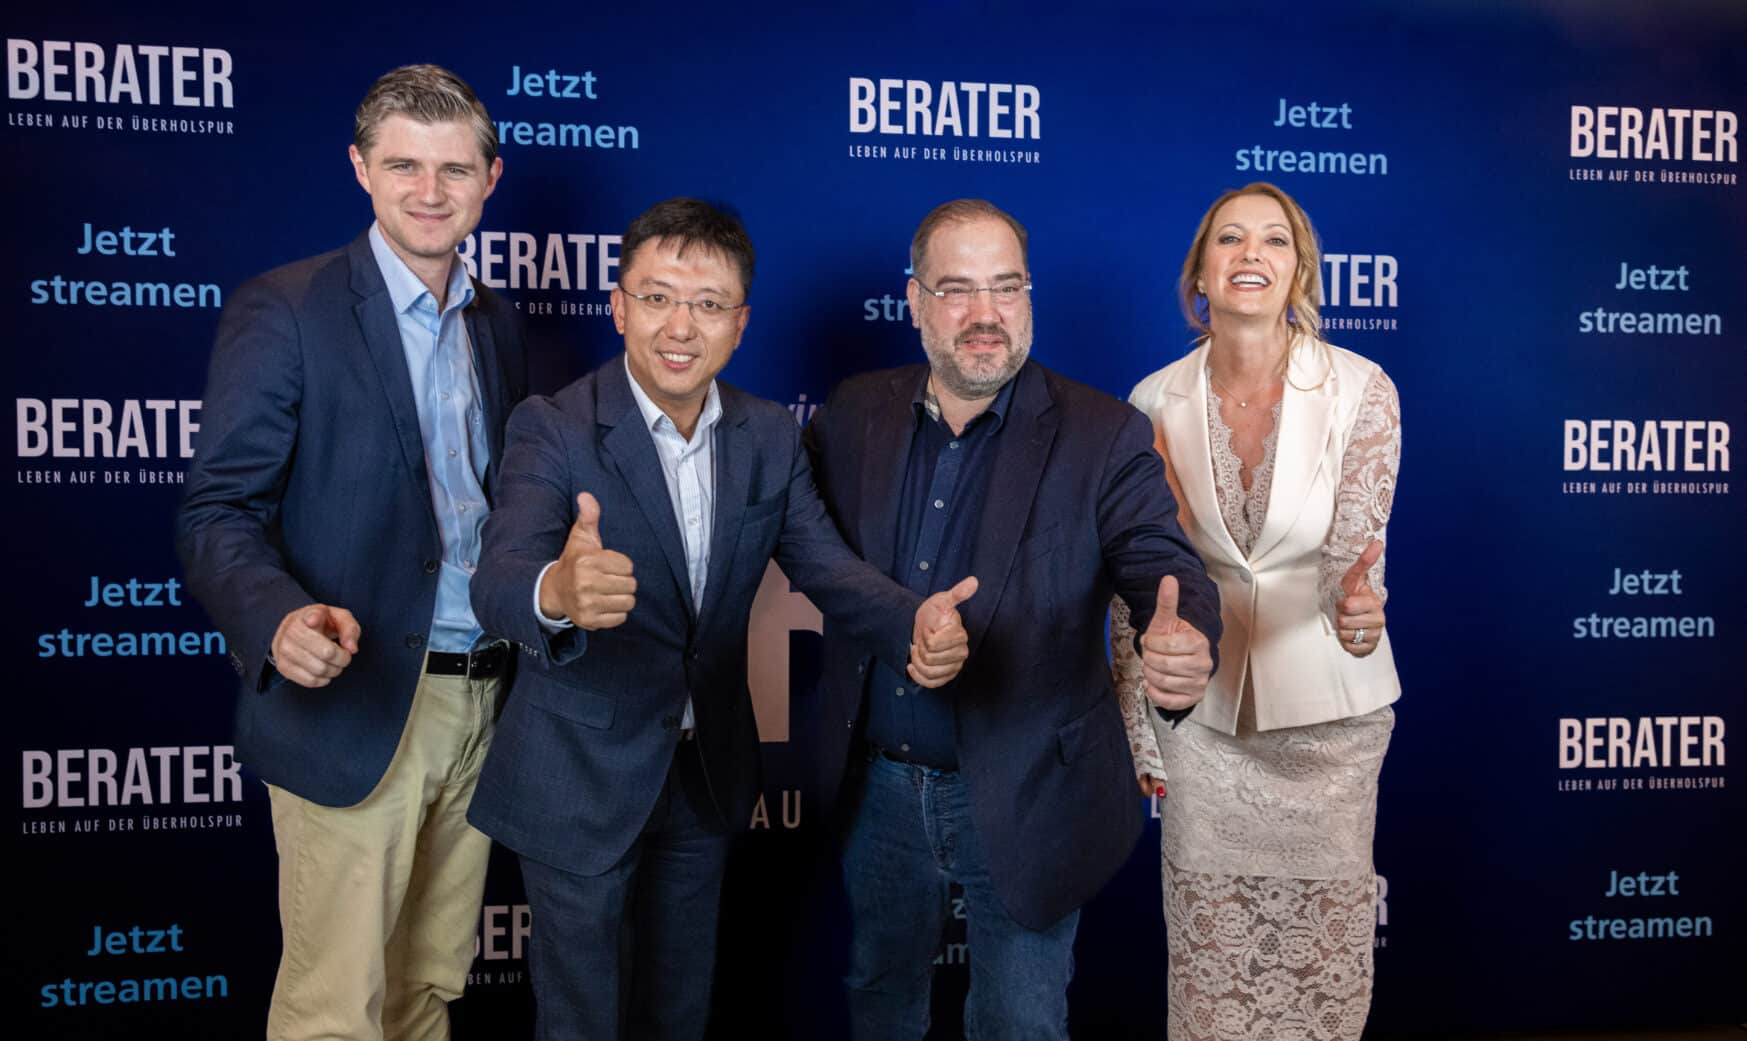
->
xmin=6 ymin=3 xmax=1743 ymax=1038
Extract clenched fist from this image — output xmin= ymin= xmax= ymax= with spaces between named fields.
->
xmin=271 ymin=604 xmax=361 ymax=688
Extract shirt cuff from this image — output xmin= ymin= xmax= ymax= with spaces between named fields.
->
xmin=533 ymin=561 xmax=573 ymax=632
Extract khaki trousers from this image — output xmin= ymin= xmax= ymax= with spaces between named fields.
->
xmin=264 ymin=666 xmax=499 ymax=1041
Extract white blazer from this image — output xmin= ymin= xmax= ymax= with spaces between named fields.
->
xmin=1130 ymin=339 xmax=1401 ymax=734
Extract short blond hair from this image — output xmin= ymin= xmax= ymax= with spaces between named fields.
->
xmin=354 ymin=64 xmax=497 ymax=164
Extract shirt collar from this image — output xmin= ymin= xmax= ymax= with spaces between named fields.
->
xmin=910 ymin=368 xmax=1016 ymax=434
xmin=623 ymin=355 xmax=722 ymax=440
xmin=368 ymin=222 xmax=474 ymax=317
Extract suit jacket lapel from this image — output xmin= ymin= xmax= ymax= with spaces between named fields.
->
xmin=857 ymin=369 xmax=921 ymax=574
xmin=596 ymin=359 xmax=696 ymax=617
xmin=463 ymin=294 xmax=507 ymax=471
xmin=1251 ymin=340 xmax=1338 ymax=564
xmin=963 ymin=362 xmax=1054 ymax=658
xmin=348 ymin=233 xmax=433 ymax=517
xmin=1159 ymin=344 xmax=1244 ymax=568
xmin=704 ymin=386 xmax=754 ymax=619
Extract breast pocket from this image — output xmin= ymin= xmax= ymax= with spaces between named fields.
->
xmin=741 ymin=492 xmax=785 ymax=527
xmin=720 ymin=492 xmax=788 ymax=592
xmin=1013 ymin=521 xmax=1064 ymax=604
xmin=1019 ymin=521 xmax=1062 ymax=562
xmin=993 ymin=522 xmax=1065 ymax=665
xmin=735 ymin=492 xmax=786 ymax=554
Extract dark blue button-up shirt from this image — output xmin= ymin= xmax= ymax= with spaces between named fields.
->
xmin=864 ymin=375 xmax=1016 ymax=768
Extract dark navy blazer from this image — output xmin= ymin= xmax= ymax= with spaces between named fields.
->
xmin=467 ymin=357 xmax=922 ymax=876
xmin=804 ymin=359 xmax=1222 ymax=930
xmin=176 ymin=231 xmax=528 ymax=807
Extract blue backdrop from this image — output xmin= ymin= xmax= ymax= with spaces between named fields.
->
xmin=6 ymin=2 xmax=1743 ymax=1038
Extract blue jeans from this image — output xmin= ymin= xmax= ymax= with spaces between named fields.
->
xmin=841 ymin=748 xmax=1079 ymax=1041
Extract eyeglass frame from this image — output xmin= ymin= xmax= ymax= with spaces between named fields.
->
xmin=911 ymin=278 xmax=1033 ymax=309
xmin=617 ymin=287 xmax=747 ymax=323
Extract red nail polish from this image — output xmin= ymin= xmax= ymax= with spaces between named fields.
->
xmin=1155 ymin=786 xmax=1165 ymax=797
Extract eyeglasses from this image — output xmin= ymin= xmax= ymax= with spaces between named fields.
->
xmin=914 ymin=279 xmax=1032 ymax=311
xmin=619 ymin=289 xmax=746 ymax=326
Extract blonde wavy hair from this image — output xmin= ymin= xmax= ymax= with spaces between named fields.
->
xmin=1178 ymin=182 xmax=1325 ymax=358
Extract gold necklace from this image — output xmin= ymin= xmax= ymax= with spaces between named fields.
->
xmin=1208 ymin=370 xmax=1277 ymax=409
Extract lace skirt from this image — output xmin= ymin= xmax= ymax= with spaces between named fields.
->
xmin=1155 ymin=706 xmax=1394 ymax=1041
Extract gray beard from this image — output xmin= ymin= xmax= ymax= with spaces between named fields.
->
xmin=930 ymin=349 xmax=1027 ymax=399
xmin=924 ymin=326 xmax=1030 ymax=400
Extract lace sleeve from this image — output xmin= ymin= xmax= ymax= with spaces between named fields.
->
xmin=1111 ymin=597 xmax=1166 ymax=783
xmin=1320 ymin=366 xmax=1401 ymax=612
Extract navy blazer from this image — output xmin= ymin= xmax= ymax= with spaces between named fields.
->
xmin=804 ymin=360 xmax=1221 ymax=930
xmin=176 ymin=231 xmax=528 ymax=807
xmin=467 ymin=357 xmax=923 ymax=877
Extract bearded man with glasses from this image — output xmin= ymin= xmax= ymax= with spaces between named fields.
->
xmin=465 ymin=197 xmax=978 ymax=1041
xmin=802 ymin=198 xmax=1223 ymax=1040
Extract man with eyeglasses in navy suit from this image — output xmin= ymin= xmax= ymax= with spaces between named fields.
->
xmin=802 ymin=198 xmax=1223 ymax=1040
xmin=467 ymin=198 xmax=979 ymax=1041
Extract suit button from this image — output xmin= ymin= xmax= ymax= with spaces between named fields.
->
xmin=423 ymin=559 xmax=439 ymax=575
xmin=405 ymin=633 xmax=424 ymax=649
xmin=1238 ymin=571 xmax=1252 ymax=584
xmin=857 ymin=661 xmax=867 ymax=675
xmin=661 ymin=715 xmax=680 ymax=731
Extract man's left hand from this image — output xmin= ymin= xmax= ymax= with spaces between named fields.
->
xmin=1140 ymin=575 xmax=1213 ymax=711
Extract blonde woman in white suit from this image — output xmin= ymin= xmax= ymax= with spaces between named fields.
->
xmin=1112 ymin=182 xmax=1402 ymax=1041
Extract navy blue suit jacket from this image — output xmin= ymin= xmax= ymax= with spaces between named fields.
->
xmin=176 ymin=232 xmax=528 ymax=807
xmin=467 ymin=357 xmax=923 ymax=876
xmin=804 ymin=360 xmax=1221 ymax=930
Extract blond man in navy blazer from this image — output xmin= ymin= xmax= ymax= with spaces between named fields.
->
xmin=178 ymin=66 xmax=525 ymax=1041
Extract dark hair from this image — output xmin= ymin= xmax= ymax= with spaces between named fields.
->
xmin=620 ymin=198 xmax=755 ymax=295
xmin=354 ymin=64 xmax=497 ymax=164
xmin=910 ymin=199 xmax=1028 ymax=281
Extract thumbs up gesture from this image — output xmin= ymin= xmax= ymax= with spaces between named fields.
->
xmin=537 ymin=492 xmax=638 ymax=630
xmin=1139 ymin=575 xmax=1213 ymax=711
xmin=1336 ymin=540 xmax=1386 ymax=658
xmin=907 ymin=576 xmax=978 ymax=689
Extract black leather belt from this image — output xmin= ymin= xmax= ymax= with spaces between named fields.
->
xmin=424 ymin=642 xmax=509 ymax=679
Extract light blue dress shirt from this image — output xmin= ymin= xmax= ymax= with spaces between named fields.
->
xmin=368 ymin=224 xmax=491 ymax=653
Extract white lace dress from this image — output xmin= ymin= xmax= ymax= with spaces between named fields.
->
xmin=1112 ymin=364 xmax=1401 ymax=1041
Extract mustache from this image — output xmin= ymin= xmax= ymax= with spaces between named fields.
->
xmin=955 ymin=323 xmax=1010 ymax=347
